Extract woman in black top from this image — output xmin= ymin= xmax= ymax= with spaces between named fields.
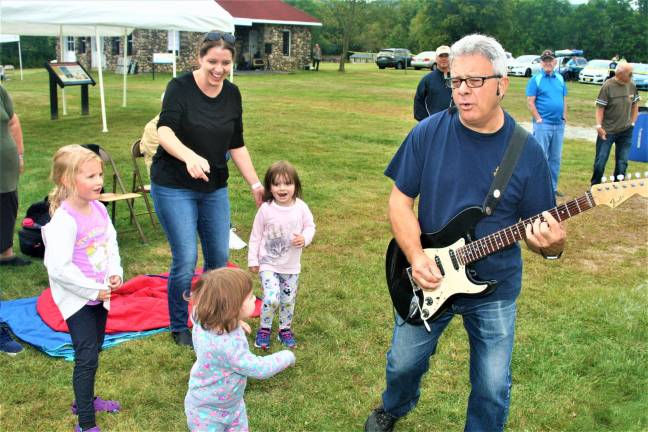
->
xmin=151 ymin=32 xmax=264 ymax=347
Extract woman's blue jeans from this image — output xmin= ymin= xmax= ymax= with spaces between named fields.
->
xmin=151 ymin=183 xmax=230 ymax=332
xmin=381 ymin=299 xmax=517 ymax=432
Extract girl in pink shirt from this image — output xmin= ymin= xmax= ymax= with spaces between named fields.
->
xmin=43 ymin=145 xmax=123 ymax=432
xmin=248 ymin=161 xmax=315 ymax=350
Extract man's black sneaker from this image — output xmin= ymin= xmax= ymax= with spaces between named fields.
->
xmin=364 ymin=406 xmax=398 ymax=432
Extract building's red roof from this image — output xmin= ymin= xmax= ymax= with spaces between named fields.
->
xmin=216 ymin=0 xmax=321 ymax=25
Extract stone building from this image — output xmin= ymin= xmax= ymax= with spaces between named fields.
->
xmin=56 ymin=0 xmax=321 ymax=73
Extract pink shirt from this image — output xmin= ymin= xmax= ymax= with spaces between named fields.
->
xmin=62 ymin=200 xmax=110 ymax=305
xmin=248 ymin=199 xmax=315 ymax=274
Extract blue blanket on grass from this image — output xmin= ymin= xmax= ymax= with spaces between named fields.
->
xmin=0 ymin=297 xmax=167 ymax=361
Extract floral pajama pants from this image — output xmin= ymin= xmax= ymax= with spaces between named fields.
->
xmin=259 ymin=271 xmax=299 ymax=330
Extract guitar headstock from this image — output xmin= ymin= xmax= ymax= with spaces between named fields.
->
xmin=590 ymin=174 xmax=648 ymax=208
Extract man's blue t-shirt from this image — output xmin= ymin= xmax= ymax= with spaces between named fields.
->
xmin=385 ymin=110 xmax=554 ymax=303
xmin=525 ymin=71 xmax=568 ymax=124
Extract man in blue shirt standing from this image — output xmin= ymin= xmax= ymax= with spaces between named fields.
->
xmin=364 ymin=35 xmax=566 ymax=432
xmin=526 ymin=49 xmax=568 ymax=197
xmin=413 ymin=45 xmax=452 ymax=121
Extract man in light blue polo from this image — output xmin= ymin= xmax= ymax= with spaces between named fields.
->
xmin=526 ymin=49 xmax=568 ymax=197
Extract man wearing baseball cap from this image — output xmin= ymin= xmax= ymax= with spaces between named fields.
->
xmin=413 ymin=45 xmax=452 ymax=121
xmin=526 ymin=49 xmax=568 ymax=197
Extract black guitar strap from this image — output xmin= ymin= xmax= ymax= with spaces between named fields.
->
xmin=482 ymin=123 xmax=528 ymax=216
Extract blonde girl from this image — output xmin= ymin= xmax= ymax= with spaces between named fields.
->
xmin=248 ymin=161 xmax=316 ymax=350
xmin=43 ymin=145 xmax=123 ymax=432
xmin=185 ymin=268 xmax=295 ymax=431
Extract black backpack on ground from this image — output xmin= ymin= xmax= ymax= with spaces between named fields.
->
xmin=18 ymin=197 xmax=51 ymax=258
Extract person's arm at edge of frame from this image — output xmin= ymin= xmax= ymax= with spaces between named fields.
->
xmin=389 ymin=184 xmax=442 ymax=290
xmin=230 ymin=146 xmax=264 ymax=207
xmin=8 ymin=113 xmax=24 ymax=174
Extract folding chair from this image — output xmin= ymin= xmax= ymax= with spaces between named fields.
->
xmin=95 ymin=146 xmax=147 ymax=242
xmin=130 ymin=139 xmax=157 ymax=227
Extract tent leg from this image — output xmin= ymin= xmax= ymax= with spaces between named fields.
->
xmin=96 ymin=27 xmax=108 ymax=133
xmin=122 ymin=28 xmax=127 ymax=107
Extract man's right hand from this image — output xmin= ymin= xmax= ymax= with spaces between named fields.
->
xmin=596 ymin=126 xmax=607 ymax=140
xmin=410 ymin=252 xmax=444 ymax=291
xmin=97 ymin=289 xmax=111 ymax=301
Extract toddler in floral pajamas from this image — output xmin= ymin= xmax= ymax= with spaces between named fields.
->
xmin=185 ymin=268 xmax=295 ymax=431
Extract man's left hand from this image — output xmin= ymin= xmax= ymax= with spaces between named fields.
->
xmin=525 ymin=211 xmax=566 ymax=256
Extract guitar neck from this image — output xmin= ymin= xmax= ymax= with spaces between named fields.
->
xmin=459 ymin=192 xmax=596 ymax=265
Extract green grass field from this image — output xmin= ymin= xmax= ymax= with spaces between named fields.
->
xmin=1 ymin=63 xmax=647 ymax=431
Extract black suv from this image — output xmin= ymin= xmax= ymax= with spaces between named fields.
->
xmin=376 ymin=48 xmax=412 ymax=70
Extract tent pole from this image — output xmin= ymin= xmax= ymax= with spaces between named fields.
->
xmin=17 ymin=38 xmax=23 ymax=80
xmin=59 ymin=28 xmax=67 ymax=115
xmin=122 ymin=28 xmax=127 ymax=107
xmin=96 ymin=27 xmax=108 ymax=132
xmin=172 ymin=31 xmax=177 ymax=78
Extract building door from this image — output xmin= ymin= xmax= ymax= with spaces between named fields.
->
xmin=249 ymin=30 xmax=259 ymax=59
xmin=64 ymin=36 xmax=77 ymax=62
xmin=91 ymin=36 xmax=106 ymax=69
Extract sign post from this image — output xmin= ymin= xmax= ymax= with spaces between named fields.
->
xmin=44 ymin=61 xmax=96 ymax=120
xmin=152 ymin=53 xmax=174 ymax=80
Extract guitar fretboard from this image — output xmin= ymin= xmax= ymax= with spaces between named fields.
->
xmin=458 ymin=192 xmax=595 ymax=265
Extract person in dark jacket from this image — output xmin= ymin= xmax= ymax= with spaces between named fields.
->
xmin=413 ymin=45 xmax=452 ymax=121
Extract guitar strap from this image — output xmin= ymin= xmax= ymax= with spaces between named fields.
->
xmin=482 ymin=123 xmax=528 ymax=216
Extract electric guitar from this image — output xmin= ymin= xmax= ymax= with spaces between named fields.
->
xmin=385 ymin=177 xmax=648 ymax=329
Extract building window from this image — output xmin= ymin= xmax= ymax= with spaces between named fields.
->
xmin=282 ymin=30 xmax=291 ymax=57
xmin=78 ymin=37 xmax=86 ymax=54
xmin=112 ymin=37 xmax=120 ymax=54
xmin=127 ymin=34 xmax=134 ymax=55
xmin=66 ymin=36 xmax=75 ymax=52
xmin=167 ymin=31 xmax=180 ymax=54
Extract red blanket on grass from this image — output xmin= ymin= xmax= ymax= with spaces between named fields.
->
xmin=37 ymin=267 xmax=261 ymax=334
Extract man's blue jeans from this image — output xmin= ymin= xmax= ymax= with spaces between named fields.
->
xmin=590 ymin=126 xmax=633 ymax=185
xmin=381 ymin=299 xmax=517 ymax=432
xmin=150 ymin=183 xmax=230 ymax=332
xmin=533 ymin=121 xmax=565 ymax=193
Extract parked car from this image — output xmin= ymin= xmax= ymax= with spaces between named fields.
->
xmin=559 ymin=56 xmax=588 ymax=81
xmin=579 ymin=59 xmax=614 ymax=84
xmin=411 ymin=51 xmax=436 ymax=70
xmin=376 ymin=48 xmax=412 ymax=70
xmin=508 ymin=55 xmax=541 ymax=77
xmin=554 ymin=49 xmax=585 ymax=79
xmin=631 ymin=63 xmax=648 ymax=91
xmin=505 ymin=51 xmax=515 ymax=69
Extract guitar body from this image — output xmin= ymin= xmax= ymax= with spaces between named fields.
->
xmin=386 ymin=207 xmax=497 ymax=324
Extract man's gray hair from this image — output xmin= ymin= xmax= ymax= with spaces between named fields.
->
xmin=450 ymin=34 xmax=508 ymax=77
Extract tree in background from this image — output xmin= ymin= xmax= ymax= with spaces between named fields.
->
xmin=288 ymin=0 xmax=647 ymax=64
xmin=0 ymin=36 xmax=56 ymax=68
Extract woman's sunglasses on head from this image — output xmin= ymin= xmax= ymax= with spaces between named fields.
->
xmin=204 ymin=31 xmax=235 ymax=44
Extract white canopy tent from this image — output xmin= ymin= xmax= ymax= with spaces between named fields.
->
xmin=0 ymin=0 xmax=234 ymax=132
xmin=0 ymin=34 xmax=23 ymax=80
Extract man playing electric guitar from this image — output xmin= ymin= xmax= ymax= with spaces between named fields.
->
xmin=365 ymin=34 xmax=567 ymax=432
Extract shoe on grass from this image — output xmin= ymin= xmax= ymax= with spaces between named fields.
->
xmin=364 ymin=406 xmax=398 ymax=432
xmin=74 ymin=425 xmax=101 ymax=432
xmin=0 ymin=256 xmax=31 ymax=266
xmin=172 ymin=329 xmax=193 ymax=349
xmin=0 ymin=324 xmax=23 ymax=356
xmin=71 ymin=396 xmax=121 ymax=414
xmin=277 ymin=328 xmax=296 ymax=349
xmin=254 ymin=327 xmax=271 ymax=350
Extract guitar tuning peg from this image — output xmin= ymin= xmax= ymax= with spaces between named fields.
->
xmin=636 ymin=172 xmax=641 ymax=179
xmin=601 ymin=176 xmax=607 ymax=183
xmin=644 ymin=171 xmax=648 ymax=178
xmin=617 ymin=174 xmax=624 ymax=181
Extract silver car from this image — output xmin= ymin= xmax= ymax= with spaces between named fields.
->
xmin=411 ymin=51 xmax=437 ymax=70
